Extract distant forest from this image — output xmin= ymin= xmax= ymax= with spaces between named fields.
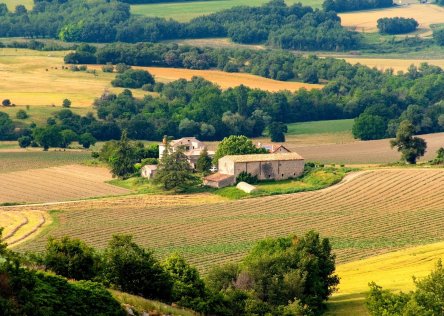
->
xmin=0 ymin=0 xmax=358 ymax=51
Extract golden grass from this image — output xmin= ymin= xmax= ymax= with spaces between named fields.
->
xmin=87 ymin=65 xmax=323 ymax=92
xmin=0 ymin=210 xmax=51 ymax=247
xmin=343 ymin=57 xmax=444 ymax=72
xmin=0 ymin=49 xmax=146 ymax=107
xmin=339 ymin=4 xmax=444 ymax=33
xmin=326 ymin=241 xmax=444 ymax=315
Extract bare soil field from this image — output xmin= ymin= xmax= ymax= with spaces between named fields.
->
xmin=13 ymin=169 xmax=444 ymax=272
xmin=0 ymin=165 xmax=131 ymax=204
xmin=339 ymin=4 xmax=444 ymax=33
xmin=343 ymin=57 xmax=444 ymax=72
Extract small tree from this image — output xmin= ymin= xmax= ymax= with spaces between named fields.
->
xmin=62 ymin=98 xmax=71 ymax=108
xmin=269 ymin=122 xmax=287 ymax=142
xmin=115 ymin=63 xmax=131 ymax=73
xmin=109 ymin=130 xmax=136 ymax=178
xmin=33 ymin=126 xmax=63 ymax=151
xmin=2 ymin=99 xmax=11 ymax=106
xmin=196 ymin=147 xmax=212 ymax=175
xmin=60 ymin=129 xmax=78 ymax=148
xmin=154 ymin=144 xmax=200 ymax=192
xmin=79 ymin=132 xmax=97 ymax=149
xmin=390 ymin=120 xmax=427 ymax=164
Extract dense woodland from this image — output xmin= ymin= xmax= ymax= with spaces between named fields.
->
xmin=322 ymin=0 xmax=393 ymax=12
xmin=0 ymin=0 xmax=358 ymax=50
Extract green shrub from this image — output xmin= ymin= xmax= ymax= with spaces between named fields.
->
xmin=16 ymin=109 xmax=28 ymax=119
xmin=236 ymin=171 xmax=258 ymax=184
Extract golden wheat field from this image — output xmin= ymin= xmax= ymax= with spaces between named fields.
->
xmin=339 ymin=4 xmax=444 ymax=33
xmin=0 ymin=49 xmax=149 ymax=107
xmin=343 ymin=57 xmax=444 ymax=72
xmin=87 ymin=65 xmax=324 ymax=92
xmin=10 ymin=168 xmax=444 ymax=272
xmin=0 ymin=164 xmax=131 ymax=203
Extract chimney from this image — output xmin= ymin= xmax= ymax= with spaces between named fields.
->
xmin=162 ymin=135 xmax=167 ymax=145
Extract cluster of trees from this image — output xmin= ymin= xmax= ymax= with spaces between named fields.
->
xmin=111 ymin=69 xmax=155 ymax=88
xmin=0 ymin=0 xmax=358 ymax=51
xmin=433 ymin=28 xmax=444 ymax=46
xmin=0 ymin=229 xmax=125 ymax=315
xmin=377 ymin=17 xmax=418 ymax=35
xmin=322 ymin=0 xmax=392 ymax=12
xmin=18 ymin=230 xmax=338 ymax=315
xmin=367 ymin=261 xmax=444 ymax=315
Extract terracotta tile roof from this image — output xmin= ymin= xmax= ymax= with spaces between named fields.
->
xmin=220 ymin=152 xmax=304 ymax=163
xmin=204 ymin=172 xmax=234 ymax=182
xmin=270 ymin=145 xmax=290 ymax=153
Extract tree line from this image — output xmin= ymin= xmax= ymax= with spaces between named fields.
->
xmin=1 ymin=229 xmax=338 ymax=315
xmin=0 ymin=0 xmax=358 ymax=51
xmin=322 ymin=0 xmax=393 ymax=12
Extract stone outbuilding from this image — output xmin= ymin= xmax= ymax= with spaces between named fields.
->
xmin=159 ymin=137 xmax=214 ymax=169
xmin=203 ymin=172 xmax=235 ymax=188
xmin=204 ymin=152 xmax=305 ymax=188
xmin=140 ymin=164 xmax=157 ymax=179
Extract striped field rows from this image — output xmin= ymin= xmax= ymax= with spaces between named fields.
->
xmin=12 ymin=168 xmax=444 ymax=271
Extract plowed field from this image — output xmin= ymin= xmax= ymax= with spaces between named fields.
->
xmin=0 ymin=165 xmax=131 ymax=204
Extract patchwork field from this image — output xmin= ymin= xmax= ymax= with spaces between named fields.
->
xmin=343 ymin=57 xmax=444 ymax=72
xmin=339 ymin=4 xmax=444 ymax=34
xmin=12 ymin=168 xmax=444 ymax=273
xmin=0 ymin=164 xmax=131 ymax=204
xmin=131 ymin=0 xmax=323 ymax=21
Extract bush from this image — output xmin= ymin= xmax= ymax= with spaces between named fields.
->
xmin=111 ymin=69 xmax=155 ymax=89
xmin=2 ymin=99 xmax=11 ymax=106
xmin=102 ymin=63 xmax=114 ymax=73
xmin=16 ymin=109 xmax=28 ymax=119
xmin=236 ymin=171 xmax=258 ymax=184
xmin=115 ymin=63 xmax=131 ymax=73
xmin=62 ymin=98 xmax=71 ymax=108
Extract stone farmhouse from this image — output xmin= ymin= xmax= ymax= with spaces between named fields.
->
xmin=204 ymin=152 xmax=305 ymax=188
xmin=159 ymin=137 xmax=215 ymax=169
xmin=142 ymin=137 xmax=214 ymax=179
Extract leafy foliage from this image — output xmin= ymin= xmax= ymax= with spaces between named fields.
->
xmin=196 ymin=147 xmax=212 ymax=175
xmin=111 ymin=69 xmax=155 ymax=89
xmin=213 ymin=135 xmax=267 ymax=163
xmin=323 ymin=0 xmax=393 ymax=12
xmin=367 ymin=261 xmax=444 ymax=316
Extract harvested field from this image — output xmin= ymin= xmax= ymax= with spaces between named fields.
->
xmin=13 ymin=169 xmax=444 ymax=272
xmin=339 ymin=4 xmax=444 ymax=33
xmin=88 ymin=66 xmax=323 ymax=92
xmin=343 ymin=57 xmax=444 ymax=72
xmin=0 ymin=49 xmax=146 ymax=107
xmin=0 ymin=151 xmax=91 ymax=173
xmin=0 ymin=210 xmax=50 ymax=246
xmin=0 ymin=165 xmax=131 ymax=204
